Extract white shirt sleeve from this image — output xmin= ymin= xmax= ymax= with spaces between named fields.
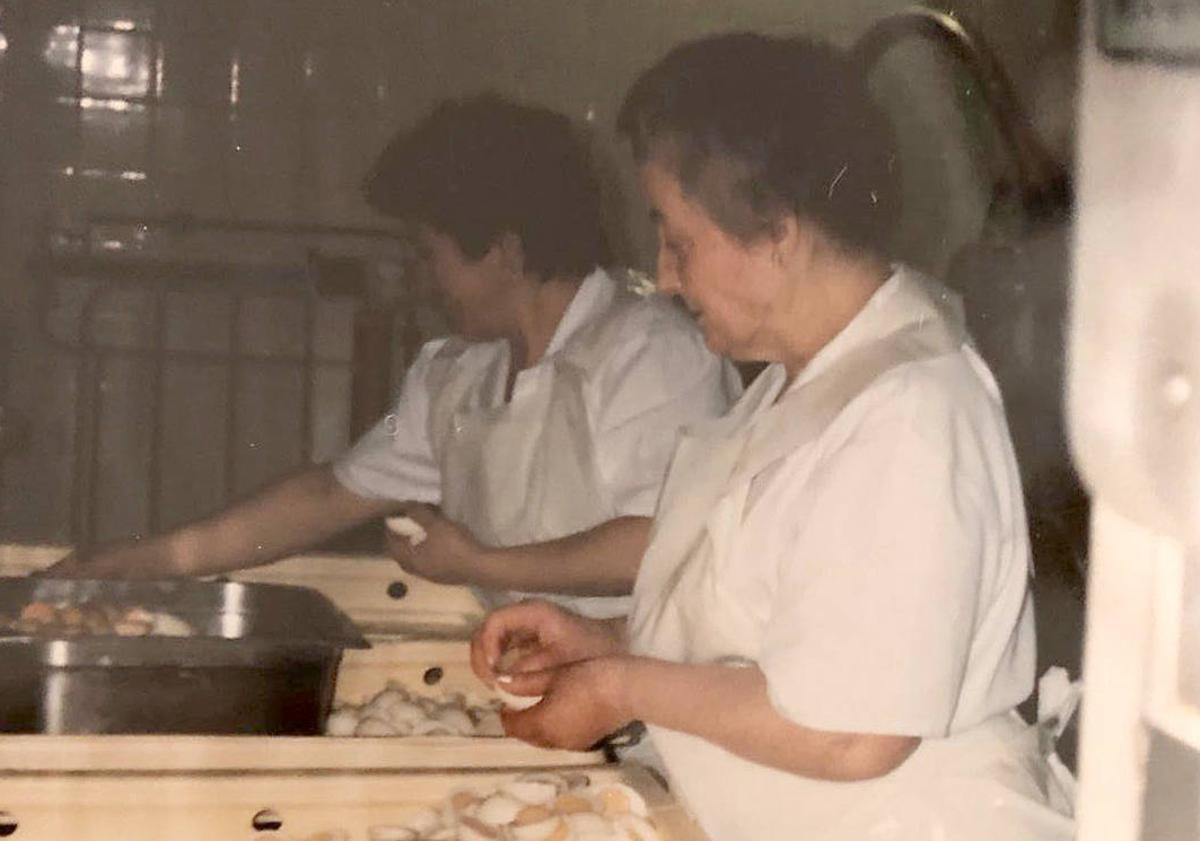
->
xmin=591 ymin=307 xmax=741 ymax=517
xmin=331 ymin=340 xmax=444 ymax=504
xmin=757 ymin=366 xmax=992 ymax=738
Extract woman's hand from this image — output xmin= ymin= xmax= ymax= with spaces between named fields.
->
xmin=470 ymin=599 xmax=624 ymax=688
xmin=386 ymin=504 xmax=485 ymax=586
xmin=499 ymin=656 xmax=633 ymax=751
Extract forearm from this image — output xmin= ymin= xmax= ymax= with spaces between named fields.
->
xmin=471 ymin=516 xmax=652 ymax=596
xmin=171 ymin=464 xmax=394 ymax=575
xmin=72 ymin=464 xmax=393 ymax=578
xmin=617 ymin=658 xmax=919 ymax=781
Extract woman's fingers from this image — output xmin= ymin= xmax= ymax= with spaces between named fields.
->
xmin=496 ymin=666 xmax=556 ymax=697
xmin=470 ymin=603 xmax=549 ymax=684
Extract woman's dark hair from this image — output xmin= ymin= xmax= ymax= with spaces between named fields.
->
xmin=617 ymin=33 xmax=901 ymax=257
xmin=365 ymin=93 xmax=609 ymax=279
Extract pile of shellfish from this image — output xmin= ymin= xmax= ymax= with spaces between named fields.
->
xmin=0 ymin=599 xmax=194 ymax=637
xmin=325 ymin=681 xmax=505 ymax=738
xmin=369 ymin=771 xmax=658 ymax=841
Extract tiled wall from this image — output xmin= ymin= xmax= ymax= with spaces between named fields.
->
xmin=0 ymin=0 xmax=1078 ymax=546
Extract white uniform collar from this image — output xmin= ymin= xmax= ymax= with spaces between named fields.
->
xmin=543 ymin=267 xmax=615 ymax=359
xmin=787 ymin=264 xmax=964 ymax=394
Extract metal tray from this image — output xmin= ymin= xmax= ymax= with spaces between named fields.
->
xmin=0 ymin=577 xmax=369 ymax=735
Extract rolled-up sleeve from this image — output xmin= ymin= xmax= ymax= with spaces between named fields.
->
xmin=758 ymin=370 xmax=989 ymax=738
xmin=331 ymin=341 xmax=444 ymax=504
xmin=592 ymin=309 xmax=741 ymax=517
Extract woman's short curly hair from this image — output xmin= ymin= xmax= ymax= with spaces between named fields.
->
xmin=365 ymin=93 xmax=609 ymax=279
xmin=617 ymin=33 xmax=901 ymax=258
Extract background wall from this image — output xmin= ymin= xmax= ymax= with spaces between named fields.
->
xmin=0 ymin=0 xmax=1080 ymax=547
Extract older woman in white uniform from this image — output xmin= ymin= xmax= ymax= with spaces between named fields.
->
xmin=48 ymin=95 xmax=738 ymax=615
xmin=470 ymin=36 xmax=1074 ymax=840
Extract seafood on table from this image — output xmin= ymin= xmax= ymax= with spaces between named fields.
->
xmin=0 ymin=599 xmax=194 ymax=637
xmin=275 ymin=771 xmax=661 ymax=841
xmin=326 ymin=681 xmax=505 ymax=738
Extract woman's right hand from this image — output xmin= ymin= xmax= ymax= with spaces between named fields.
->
xmin=470 ymin=599 xmax=624 ymax=688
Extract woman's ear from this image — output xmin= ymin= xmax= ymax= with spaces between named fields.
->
xmin=493 ymin=231 xmax=526 ymax=278
xmin=769 ymin=213 xmax=813 ymax=271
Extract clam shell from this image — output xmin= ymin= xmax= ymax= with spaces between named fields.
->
xmin=401 ymin=807 xmax=442 ymax=835
xmin=368 ymin=826 xmax=417 ymax=841
xmin=509 ymin=817 xmax=566 ymax=841
xmin=615 ymin=814 xmax=659 ymax=841
xmin=458 ymin=815 xmax=500 ymax=841
xmin=354 ymin=716 xmax=397 ymax=737
xmin=495 ymin=685 xmax=543 ymax=711
xmin=595 ymin=783 xmax=648 ymax=818
xmin=434 ymin=707 xmax=475 ymax=735
xmin=553 ymin=793 xmax=594 ymax=815
xmin=565 ymin=813 xmax=609 ymax=837
xmin=474 ymin=793 xmax=525 ymax=826
xmin=324 ymin=707 xmax=360 ymax=737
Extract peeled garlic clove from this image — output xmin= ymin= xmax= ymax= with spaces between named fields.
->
xmin=595 ymin=783 xmax=649 ymax=818
xmin=354 ymin=716 xmax=397 ymax=737
xmin=385 ymin=516 xmax=428 ymax=546
xmin=474 ymin=793 xmax=525 ymax=826
xmin=324 ymin=707 xmax=360 ymax=737
xmin=368 ymin=827 xmax=417 ymax=841
xmin=615 ymin=814 xmax=659 ymax=841
xmin=510 ymin=817 xmax=566 ymax=841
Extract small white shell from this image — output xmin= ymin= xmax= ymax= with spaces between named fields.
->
xmin=150 ymin=612 xmax=194 ymax=637
xmin=434 ymin=707 xmax=475 ymax=735
xmin=510 ymin=817 xmax=565 ymax=841
xmin=615 ymin=814 xmax=659 ymax=841
xmin=595 ymin=782 xmax=649 ymax=818
xmin=565 ymin=812 xmax=609 ymax=836
xmin=473 ymin=708 xmax=505 ymax=737
xmin=368 ymin=826 xmax=417 ymax=841
xmin=474 ymin=794 xmax=525 ymax=826
xmin=401 ymin=807 xmax=442 ymax=835
xmin=458 ymin=816 xmax=500 ymax=841
xmin=354 ymin=716 xmax=397 ymax=737
xmin=504 ymin=774 xmax=568 ymax=804
xmin=495 ymin=684 xmax=543 ymax=711
xmin=385 ymin=515 xmax=428 ymax=546
xmin=324 ymin=707 xmax=360 ymax=737
xmin=410 ymin=718 xmax=456 ymax=736
xmin=361 ymin=687 xmax=409 ymax=720
xmin=383 ymin=700 xmax=427 ymax=729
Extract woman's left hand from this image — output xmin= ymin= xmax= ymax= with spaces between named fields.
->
xmin=500 ymin=655 xmax=633 ymax=751
xmin=385 ymin=504 xmax=484 ymax=586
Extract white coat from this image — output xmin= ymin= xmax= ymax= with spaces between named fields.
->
xmin=335 ymin=268 xmax=741 ymax=616
xmin=628 ymin=267 xmax=1074 ymax=841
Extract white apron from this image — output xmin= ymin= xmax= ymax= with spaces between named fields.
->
xmin=628 ymin=294 xmax=1074 ymax=840
xmin=427 ymin=294 xmax=646 ymax=619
